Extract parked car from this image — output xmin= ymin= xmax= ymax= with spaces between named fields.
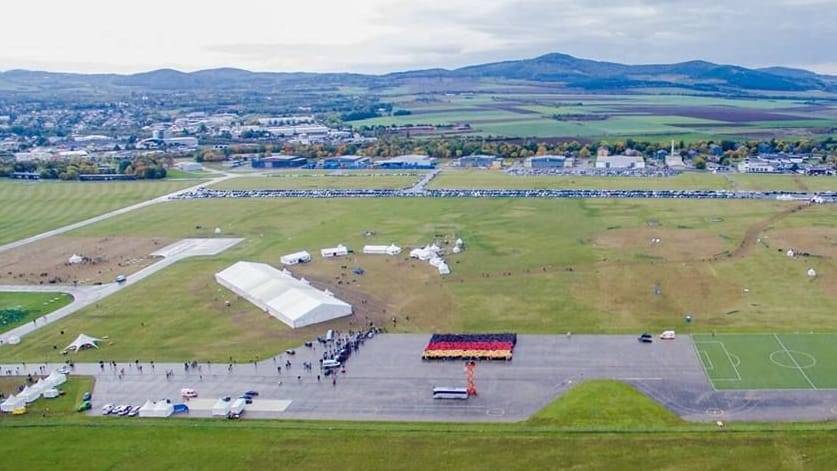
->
xmin=128 ymin=405 xmax=141 ymax=417
xmin=56 ymin=366 xmax=71 ymax=374
xmin=180 ymin=388 xmax=198 ymax=398
xmin=239 ymin=395 xmax=253 ymax=405
xmin=638 ymin=333 xmax=653 ymax=343
xmin=115 ymin=274 xmax=127 ymax=283
xmin=82 ymin=392 xmax=92 ymax=401
xmin=243 ymin=390 xmax=259 ymax=397
xmin=660 ymin=330 xmax=676 ymax=340
xmin=76 ymin=401 xmax=91 ymax=412
xmin=101 ymin=403 xmax=114 ymax=415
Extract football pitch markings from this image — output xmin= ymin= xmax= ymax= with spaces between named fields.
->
xmin=693 ymin=333 xmax=837 ymax=390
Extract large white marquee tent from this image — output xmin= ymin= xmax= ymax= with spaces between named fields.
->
xmin=215 ymin=261 xmax=353 ymax=329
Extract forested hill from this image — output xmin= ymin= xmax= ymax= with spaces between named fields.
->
xmin=2 ymin=52 xmax=836 ymax=95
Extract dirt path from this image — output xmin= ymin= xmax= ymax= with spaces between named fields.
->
xmin=730 ymin=203 xmax=811 ymax=259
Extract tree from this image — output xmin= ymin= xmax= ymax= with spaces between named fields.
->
xmin=693 ymin=156 xmax=707 ymax=170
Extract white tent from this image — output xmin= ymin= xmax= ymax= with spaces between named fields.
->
xmin=807 ymin=268 xmax=817 ymax=278
xmin=428 ymin=257 xmax=445 ymax=268
xmin=214 ymin=227 xmax=222 ymax=235
xmin=452 ymin=246 xmax=462 ymax=254
xmin=363 ymin=244 xmax=401 ymax=255
xmin=42 ymin=389 xmax=60 ymax=399
xmin=0 ymin=394 xmax=24 ymax=412
xmin=63 ymin=334 xmax=102 ymax=353
xmin=68 ymin=254 xmax=83 ymax=264
xmin=280 ymin=251 xmax=311 ymax=265
xmin=215 ymin=261 xmax=353 ymax=329
xmin=456 ymin=238 xmax=464 ymax=247
xmin=17 ymin=385 xmax=40 ymax=404
xmin=212 ymin=398 xmax=231 ymax=417
xmin=139 ymin=400 xmax=173 ymax=418
xmin=409 ymin=247 xmax=434 ymax=261
xmin=438 ymin=262 xmax=451 ymax=275
xmin=30 ymin=379 xmax=48 ymax=395
xmin=786 ymin=249 xmax=795 ymax=257
xmin=320 ymin=244 xmax=348 ymax=257
xmin=44 ymin=371 xmax=67 ymax=388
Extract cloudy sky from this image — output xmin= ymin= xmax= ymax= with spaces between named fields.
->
xmin=1 ymin=0 xmax=836 ymax=74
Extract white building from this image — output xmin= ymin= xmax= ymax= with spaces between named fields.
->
xmin=320 ymin=244 xmax=349 ymax=258
xmin=280 ymin=251 xmax=312 ymax=265
xmin=175 ymin=161 xmax=203 ymax=172
xmin=595 ymin=155 xmax=645 ymax=169
xmin=216 ymin=261 xmax=352 ymax=328
xmin=737 ymin=158 xmax=776 ymax=173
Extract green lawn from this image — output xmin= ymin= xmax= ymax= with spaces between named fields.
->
xmin=430 ymin=170 xmax=732 ymax=190
xmin=209 ymin=175 xmax=420 ymax=190
xmin=0 ymin=179 xmax=205 ymax=245
xmin=0 ymin=292 xmax=73 ymax=334
xmin=694 ymin=334 xmax=837 ymax=390
xmin=727 ymin=174 xmax=837 ymax=192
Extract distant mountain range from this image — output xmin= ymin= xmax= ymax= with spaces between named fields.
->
xmin=2 ymin=52 xmax=836 ymax=95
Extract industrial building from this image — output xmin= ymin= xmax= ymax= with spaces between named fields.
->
xmin=322 ymin=156 xmax=371 ymax=169
xmin=524 ymin=155 xmax=571 ymax=169
xmin=376 ymin=154 xmax=436 ymax=169
xmin=251 ymin=155 xmax=308 ymax=169
xmin=595 ymin=155 xmax=645 ymax=169
xmin=457 ymin=155 xmax=500 ymax=168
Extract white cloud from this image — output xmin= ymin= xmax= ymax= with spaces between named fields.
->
xmin=0 ymin=0 xmax=835 ymax=74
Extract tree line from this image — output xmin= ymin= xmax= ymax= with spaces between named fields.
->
xmin=0 ymin=155 xmax=168 ymax=180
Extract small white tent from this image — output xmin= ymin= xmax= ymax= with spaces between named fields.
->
xmin=44 ymin=371 xmax=67 ymax=388
xmin=63 ymin=334 xmax=103 ymax=353
xmin=321 ymin=244 xmax=348 ymax=257
xmin=438 ymin=262 xmax=451 ymax=275
xmin=212 ymin=398 xmax=231 ymax=417
xmin=786 ymin=249 xmax=795 ymax=257
xmin=68 ymin=254 xmax=83 ymax=264
xmin=139 ymin=400 xmax=173 ymax=418
xmin=0 ymin=394 xmax=24 ymax=412
xmin=280 ymin=251 xmax=311 ymax=265
xmin=807 ymin=268 xmax=817 ymax=278
xmin=42 ymin=389 xmax=61 ymax=399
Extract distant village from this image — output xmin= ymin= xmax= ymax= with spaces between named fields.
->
xmin=0 ymin=108 xmax=834 ymax=179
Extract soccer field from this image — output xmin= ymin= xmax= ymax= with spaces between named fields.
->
xmin=694 ymin=333 xmax=837 ymax=390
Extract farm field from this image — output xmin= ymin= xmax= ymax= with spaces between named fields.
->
xmin=1 ymin=380 xmax=836 ymax=470
xmin=1 ymin=197 xmax=834 ymax=363
xmin=694 ymin=334 xmax=837 ymax=390
xmin=430 ymin=170 xmax=732 ymax=190
xmin=357 ymin=89 xmax=837 ymax=140
xmin=209 ymin=174 xmax=420 ymax=190
xmin=0 ymin=292 xmax=73 ymax=334
xmin=0 ymin=179 xmax=205 ymax=246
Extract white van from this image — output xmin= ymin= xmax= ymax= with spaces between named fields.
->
xmin=659 ymin=330 xmax=676 ymax=340
xmin=322 ymin=359 xmax=341 ymax=369
xmin=229 ymin=398 xmax=246 ymax=418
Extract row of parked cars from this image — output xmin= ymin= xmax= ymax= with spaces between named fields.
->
xmin=101 ymin=403 xmax=140 ymax=417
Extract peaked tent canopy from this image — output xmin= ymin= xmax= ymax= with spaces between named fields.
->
xmin=0 ymin=394 xmax=24 ymax=412
xmin=63 ymin=334 xmax=103 ymax=353
xmin=215 ymin=261 xmax=353 ymax=329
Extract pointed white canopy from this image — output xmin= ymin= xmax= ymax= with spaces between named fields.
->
xmin=68 ymin=254 xmax=83 ymax=264
xmin=44 ymin=370 xmax=67 ymax=388
xmin=0 ymin=394 xmax=24 ymax=412
xmin=62 ymin=334 xmax=103 ymax=353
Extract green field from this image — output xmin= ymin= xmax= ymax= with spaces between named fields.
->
xmin=726 ymin=174 xmax=837 ymax=192
xmin=210 ymin=174 xmax=420 ymax=190
xmin=0 ymin=179 xmax=205 ymax=245
xmin=694 ymin=334 xmax=837 ymax=390
xmin=0 ymin=292 xmax=73 ymax=334
xmin=1 ymin=197 xmax=834 ymax=363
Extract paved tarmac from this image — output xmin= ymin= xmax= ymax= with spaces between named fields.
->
xmin=4 ymin=334 xmax=835 ymax=422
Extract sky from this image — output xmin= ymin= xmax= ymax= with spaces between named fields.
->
xmin=1 ymin=0 xmax=836 ymax=75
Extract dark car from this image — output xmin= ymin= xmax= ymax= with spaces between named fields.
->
xmin=82 ymin=391 xmax=92 ymax=401
xmin=638 ymin=333 xmax=653 ymax=343
xmin=244 ymin=390 xmax=259 ymax=397
xmin=239 ymin=395 xmax=253 ymax=404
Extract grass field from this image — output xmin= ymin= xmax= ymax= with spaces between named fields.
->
xmin=0 ymin=292 xmax=73 ymax=334
xmin=0 ymin=179 xmax=205 ymax=245
xmin=726 ymin=174 xmax=837 ymax=192
xmin=694 ymin=334 xmax=837 ymax=390
xmin=1 ymin=197 xmax=834 ymax=363
xmin=1 ymin=381 xmax=836 ymax=470
xmin=209 ymin=174 xmax=420 ymax=190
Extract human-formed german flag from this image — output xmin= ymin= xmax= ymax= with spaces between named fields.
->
xmin=422 ymin=333 xmax=517 ymax=360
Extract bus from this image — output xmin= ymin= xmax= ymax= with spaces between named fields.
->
xmin=432 ymin=387 xmax=469 ymax=400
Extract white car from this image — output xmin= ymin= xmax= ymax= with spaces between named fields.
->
xmin=660 ymin=330 xmax=676 ymax=340
xmin=101 ymin=403 xmax=114 ymax=415
xmin=181 ymin=388 xmax=198 ymax=398
xmin=56 ymin=366 xmax=71 ymax=375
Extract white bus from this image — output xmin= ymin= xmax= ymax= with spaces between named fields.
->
xmin=432 ymin=387 xmax=469 ymax=400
